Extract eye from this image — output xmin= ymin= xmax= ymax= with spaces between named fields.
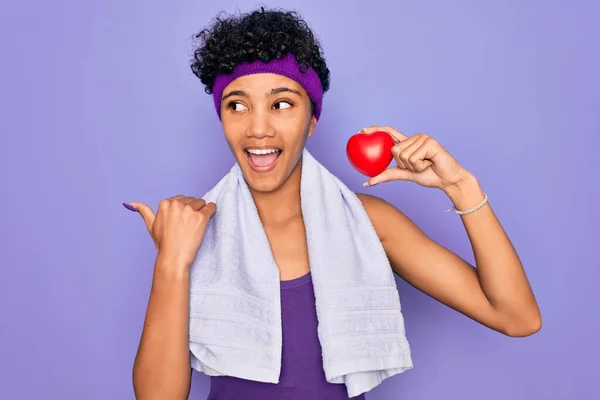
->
xmin=273 ymin=100 xmax=292 ymax=110
xmin=228 ymin=101 xmax=248 ymax=112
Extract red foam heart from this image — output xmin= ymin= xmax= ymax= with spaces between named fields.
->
xmin=346 ymin=131 xmax=395 ymax=177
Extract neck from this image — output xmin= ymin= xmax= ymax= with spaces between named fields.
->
xmin=250 ymin=158 xmax=303 ymax=227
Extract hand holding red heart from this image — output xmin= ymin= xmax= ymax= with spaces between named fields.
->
xmin=348 ymin=126 xmax=472 ymax=191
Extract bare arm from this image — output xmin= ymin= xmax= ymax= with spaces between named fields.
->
xmin=358 ymin=174 xmax=542 ymax=337
xmin=132 ymin=255 xmax=192 ymax=400
xmin=128 ymin=195 xmax=216 ymax=399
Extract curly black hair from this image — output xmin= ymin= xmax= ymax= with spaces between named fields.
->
xmin=190 ymin=7 xmax=330 ymax=99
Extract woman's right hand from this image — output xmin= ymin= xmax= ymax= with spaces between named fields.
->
xmin=125 ymin=195 xmax=217 ymax=269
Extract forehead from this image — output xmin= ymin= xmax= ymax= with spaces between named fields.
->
xmin=222 ymin=73 xmax=305 ymax=94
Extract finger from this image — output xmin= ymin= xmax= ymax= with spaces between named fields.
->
xmin=178 ymin=196 xmax=197 ymax=205
xmin=360 ymin=126 xmax=408 ymax=143
xmin=394 ymin=134 xmax=423 ymax=152
xmin=391 ymin=135 xmax=423 ymax=169
xmin=391 ymin=146 xmax=407 ymax=169
xmin=161 ymin=195 xmax=194 ymax=212
xmin=199 ymin=202 xmax=217 ymax=219
xmin=363 ymin=167 xmax=414 ymax=187
xmin=127 ymin=202 xmax=156 ymax=234
xmin=407 ymin=141 xmax=435 ymax=172
xmin=188 ymin=198 xmax=207 ymax=211
xmin=167 ymin=194 xmax=186 ymax=201
xmin=158 ymin=195 xmax=187 ymax=211
xmin=399 ymin=135 xmax=428 ymax=172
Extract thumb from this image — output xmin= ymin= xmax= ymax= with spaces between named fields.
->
xmin=124 ymin=202 xmax=156 ymax=234
xmin=363 ymin=167 xmax=414 ymax=187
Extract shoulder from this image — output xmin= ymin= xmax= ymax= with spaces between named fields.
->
xmin=355 ymin=192 xmax=416 ymax=243
xmin=355 ymin=192 xmax=404 ymax=217
xmin=355 ymin=192 xmax=391 ymax=218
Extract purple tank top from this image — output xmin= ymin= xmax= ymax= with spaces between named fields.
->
xmin=206 ymin=272 xmax=366 ymax=400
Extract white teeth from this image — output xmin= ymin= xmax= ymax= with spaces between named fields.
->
xmin=247 ymin=148 xmax=280 ymax=155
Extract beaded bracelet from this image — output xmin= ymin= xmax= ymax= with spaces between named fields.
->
xmin=445 ymin=193 xmax=488 ymax=215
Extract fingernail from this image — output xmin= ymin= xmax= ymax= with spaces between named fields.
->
xmin=362 ymin=182 xmax=370 ymax=187
xmin=123 ymin=202 xmax=137 ymax=212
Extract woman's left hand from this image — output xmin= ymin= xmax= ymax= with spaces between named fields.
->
xmin=361 ymin=126 xmax=471 ymax=191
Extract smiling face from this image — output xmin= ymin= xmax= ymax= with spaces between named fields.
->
xmin=219 ymin=73 xmax=317 ymax=193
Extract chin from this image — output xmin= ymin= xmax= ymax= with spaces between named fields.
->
xmin=245 ymin=158 xmax=301 ymax=195
xmin=247 ymin=179 xmax=284 ymax=193
xmin=243 ymin=169 xmax=289 ymax=193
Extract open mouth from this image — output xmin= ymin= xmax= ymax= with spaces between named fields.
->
xmin=245 ymin=148 xmax=282 ymax=171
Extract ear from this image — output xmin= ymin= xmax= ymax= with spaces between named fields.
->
xmin=307 ymin=115 xmax=317 ymax=137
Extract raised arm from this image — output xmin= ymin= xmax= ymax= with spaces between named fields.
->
xmin=356 ymin=126 xmax=541 ymax=337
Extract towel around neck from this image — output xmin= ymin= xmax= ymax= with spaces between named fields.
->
xmin=188 ymin=148 xmax=414 ymax=397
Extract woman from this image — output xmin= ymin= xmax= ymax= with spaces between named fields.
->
xmin=127 ymin=7 xmax=541 ymax=400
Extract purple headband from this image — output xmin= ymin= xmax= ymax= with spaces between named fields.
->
xmin=212 ymin=53 xmax=323 ymax=120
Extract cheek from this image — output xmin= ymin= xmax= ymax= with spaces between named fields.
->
xmin=221 ymin=116 xmax=234 ymax=132
xmin=221 ymin=120 xmax=243 ymax=144
xmin=277 ymin=126 xmax=306 ymax=148
xmin=275 ymin=113 xmax=311 ymax=140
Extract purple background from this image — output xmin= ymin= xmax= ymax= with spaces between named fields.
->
xmin=1 ymin=1 xmax=598 ymax=399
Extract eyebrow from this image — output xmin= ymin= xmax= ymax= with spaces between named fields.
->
xmin=221 ymin=87 xmax=302 ymax=103
xmin=271 ymin=87 xmax=301 ymax=96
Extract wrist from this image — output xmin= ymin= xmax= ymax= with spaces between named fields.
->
xmin=442 ymin=173 xmax=485 ymax=211
xmin=154 ymin=252 xmax=191 ymax=281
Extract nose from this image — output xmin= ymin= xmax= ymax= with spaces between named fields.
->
xmin=246 ymin=108 xmax=275 ymax=139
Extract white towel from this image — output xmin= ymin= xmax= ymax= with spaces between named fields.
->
xmin=189 ymin=148 xmax=413 ymax=398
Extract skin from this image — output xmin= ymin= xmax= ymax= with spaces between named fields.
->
xmin=357 ymin=126 xmax=542 ymax=337
xmin=129 ymin=71 xmax=541 ymax=399
xmin=219 ymin=73 xmax=316 ymax=279
xmin=220 ymin=72 xmax=541 ymax=336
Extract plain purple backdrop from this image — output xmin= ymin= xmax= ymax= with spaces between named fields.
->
xmin=1 ymin=0 xmax=598 ymax=399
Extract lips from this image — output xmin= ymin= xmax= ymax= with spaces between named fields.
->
xmin=245 ymin=148 xmax=282 ymax=172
